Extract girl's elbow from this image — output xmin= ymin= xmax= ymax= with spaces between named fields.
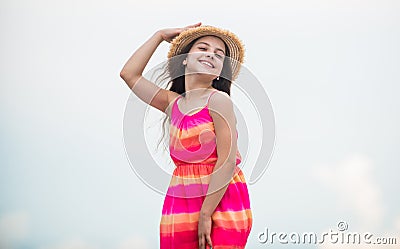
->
xmin=120 ymin=69 xmax=130 ymax=80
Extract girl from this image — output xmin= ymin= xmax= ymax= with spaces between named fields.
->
xmin=120 ymin=22 xmax=252 ymax=249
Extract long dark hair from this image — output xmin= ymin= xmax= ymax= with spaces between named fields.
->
xmin=155 ymin=35 xmax=233 ymax=151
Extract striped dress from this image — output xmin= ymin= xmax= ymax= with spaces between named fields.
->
xmin=160 ymin=90 xmax=253 ymax=249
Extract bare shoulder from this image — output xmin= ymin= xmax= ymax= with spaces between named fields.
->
xmin=209 ymin=91 xmax=233 ymax=112
xmin=208 ymin=91 xmax=236 ymax=122
xmin=167 ymin=90 xmax=180 ymax=102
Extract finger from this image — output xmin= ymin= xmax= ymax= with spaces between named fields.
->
xmin=199 ymin=234 xmax=205 ymax=249
xmin=185 ymin=22 xmax=201 ymax=29
xmin=206 ymin=235 xmax=213 ymax=247
xmin=188 ymin=22 xmax=201 ymax=27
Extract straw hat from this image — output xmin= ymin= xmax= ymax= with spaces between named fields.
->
xmin=167 ymin=25 xmax=245 ymax=81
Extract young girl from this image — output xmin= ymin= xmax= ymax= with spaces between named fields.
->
xmin=120 ymin=22 xmax=252 ymax=249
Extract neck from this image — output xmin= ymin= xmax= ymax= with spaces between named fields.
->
xmin=184 ymin=74 xmax=214 ymax=100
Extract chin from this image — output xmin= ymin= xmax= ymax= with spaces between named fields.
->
xmin=191 ymin=67 xmax=219 ymax=77
xmin=192 ymin=72 xmax=217 ymax=81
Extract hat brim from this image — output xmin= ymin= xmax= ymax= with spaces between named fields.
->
xmin=167 ymin=25 xmax=245 ymax=81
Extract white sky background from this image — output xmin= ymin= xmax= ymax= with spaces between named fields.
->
xmin=1 ymin=0 xmax=399 ymax=248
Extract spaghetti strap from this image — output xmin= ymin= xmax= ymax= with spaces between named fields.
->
xmin=173 ymin=90 xmax=219 ymax=118
xmin=206 ymin=90 xmax=219 ymax=107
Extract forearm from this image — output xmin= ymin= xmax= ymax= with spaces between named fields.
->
xmin=200 ymin=160 xmax=236 ymax=217
xmin=120 ymin=31 xmax=164 ymax=80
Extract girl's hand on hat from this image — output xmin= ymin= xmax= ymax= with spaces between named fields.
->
xmin=158 ymin=22 xmax=202 ymax=43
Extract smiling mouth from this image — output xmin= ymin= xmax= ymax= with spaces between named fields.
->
xmin=199 ymin=60 xmax=214 ymax=68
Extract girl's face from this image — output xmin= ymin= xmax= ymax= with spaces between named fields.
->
xmin=185 ymin=36 xmax=226 ymax=80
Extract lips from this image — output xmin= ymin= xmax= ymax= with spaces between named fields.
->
xmin=199 ymin=60 xmax=214 ymax=68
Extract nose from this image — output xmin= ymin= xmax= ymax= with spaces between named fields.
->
xmin=205 ymin=53 xmax=214 ymax=60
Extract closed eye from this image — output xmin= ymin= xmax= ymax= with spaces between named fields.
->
xmin=198 ymin=47 xmax=224 ymax=59
xmin=198 ymin=47 xmax=223 ymax=59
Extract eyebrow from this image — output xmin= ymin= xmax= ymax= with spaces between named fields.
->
xmin=196 ymin=42 xmax=225 ymax=55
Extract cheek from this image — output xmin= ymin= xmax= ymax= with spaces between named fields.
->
xmin=187 ymin=58 xmax=200 ymax=68
xmin=186 ymin=53 xmax=201 ymax=64
xmin=215 ymin=60 xmax=224 ymax=70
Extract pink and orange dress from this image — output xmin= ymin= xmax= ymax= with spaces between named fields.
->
xmin=160 ymin=90 xmax=253 ymax=249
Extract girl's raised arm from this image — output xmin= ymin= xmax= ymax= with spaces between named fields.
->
xmin=119 ymin=23 xmax=201 ymax=113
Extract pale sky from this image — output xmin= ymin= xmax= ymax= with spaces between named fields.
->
xmin=1 ymin=0 xmax=399 ymax=248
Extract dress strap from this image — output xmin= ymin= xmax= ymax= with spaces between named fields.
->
xmin=174 ymin=94 xmax=184 ymax=108
xmin=206 ymin=90 xmax=219 ymax=107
